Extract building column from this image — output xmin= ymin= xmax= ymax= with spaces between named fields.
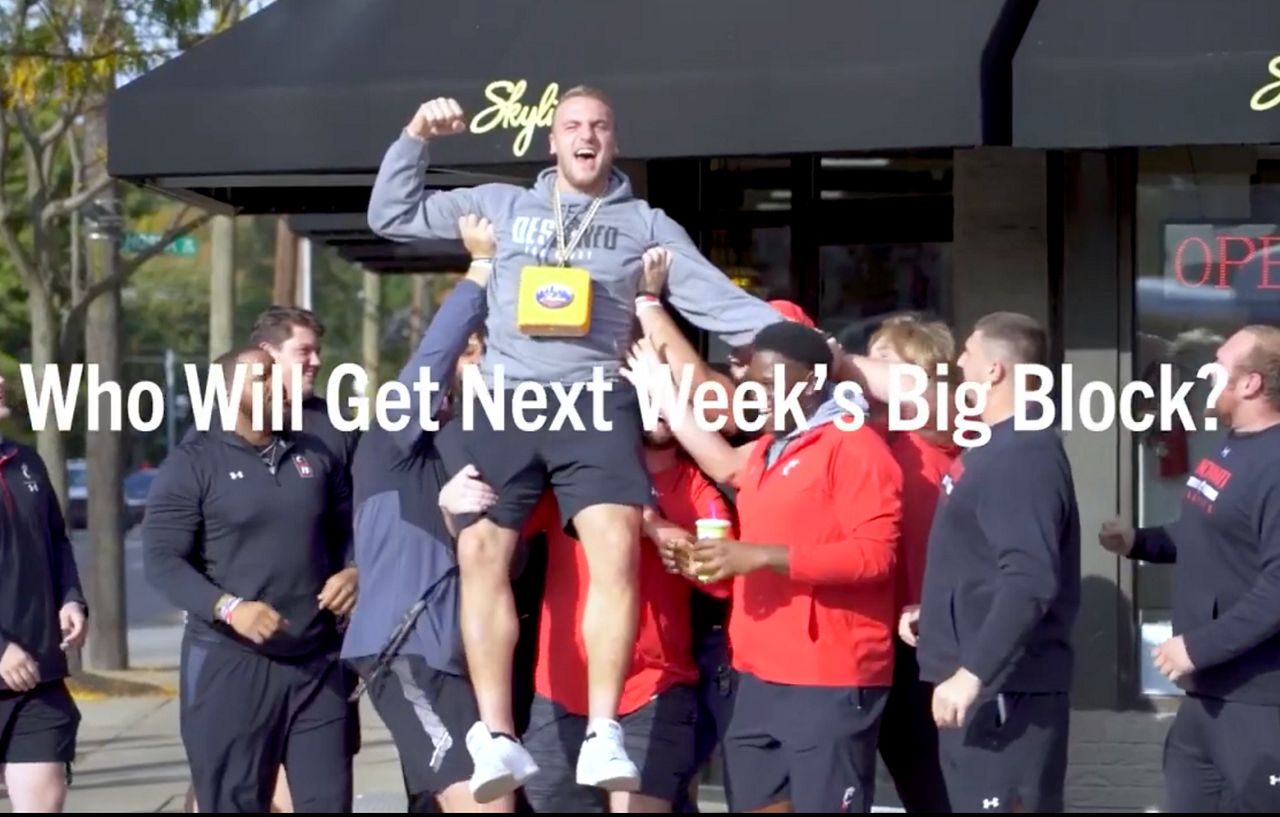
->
xmin=951 ymin=147 xmax=1050 ymax=333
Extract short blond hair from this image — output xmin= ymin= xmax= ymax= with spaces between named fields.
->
xmin=554 ymin=85 xmax=614 ymax=124
xmin=869 ymin=315 xmax=956 ymax=382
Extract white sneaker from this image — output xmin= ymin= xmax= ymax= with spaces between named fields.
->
xmin=465 ymin=722 xmax=539 ymax=803
xmin=575 ymin=719 xmax=640 ymax=791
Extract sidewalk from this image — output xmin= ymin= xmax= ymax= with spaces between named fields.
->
xmin=0 ymin=669 xmax=413 ymax=814
xmin=1 ymin=667 xmax=730 ymax=813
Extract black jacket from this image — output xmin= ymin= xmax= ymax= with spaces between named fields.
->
xmin=917 ymin=419 xmax=1081 ymax=693
xmin=142 ymin=426 xmax=352 ymax=659
xmin=0 ymin=438 xmax=86 ymax=690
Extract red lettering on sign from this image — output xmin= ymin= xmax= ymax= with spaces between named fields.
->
xmin=1218 ymin=235 xmax=1257 ymax=288
xmin=1173 ymin=232 xmax=1280 ymax=291
xmin=1174 ymin=236 xmax=1212 ymax=287
xmin=1262 ymin=236 xmax=1280 ymax=290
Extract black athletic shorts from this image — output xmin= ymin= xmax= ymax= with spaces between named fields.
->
xmin=722 ymin=672 xmax=887 ymax=813
xmin=350 ymin=654 xmax=479 ymax=798
xmin=0 ymin=679 xmax=80 ymax=764
xmin=436 ymin=383 xmax=653 ymax=537
xmin=522 ymin=684 xmax=699 ymax=811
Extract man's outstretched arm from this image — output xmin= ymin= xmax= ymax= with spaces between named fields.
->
xmin=650 ymin=211 xmax=783 ymax=348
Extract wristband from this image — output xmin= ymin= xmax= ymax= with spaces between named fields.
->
xmin=217 ymin=595 xmax=243 ymax=624
xmin=469 ymin=257 xmax=494 ymax=266
xmin=636 ymin=293 xmax=662 ymax=313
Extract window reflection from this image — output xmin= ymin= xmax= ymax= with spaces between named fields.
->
xmin=1133 ymin=146 xmax=1280 ymax=696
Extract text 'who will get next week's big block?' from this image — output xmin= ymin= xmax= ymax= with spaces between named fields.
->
xmin=15 ymin=359 xmax=1229 ymax=448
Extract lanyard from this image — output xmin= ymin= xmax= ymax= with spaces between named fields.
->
xmin=553 ymin=185 xmax=604 ymax=267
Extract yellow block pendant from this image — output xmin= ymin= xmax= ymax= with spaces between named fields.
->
xmin=516 ymin=265 xmax=593 ymax=337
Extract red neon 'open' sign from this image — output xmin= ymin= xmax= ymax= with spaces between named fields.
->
xmin=1173 ymin=233 xmax=1280 ymax=289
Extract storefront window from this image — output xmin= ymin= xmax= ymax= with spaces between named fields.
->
xmin=819 ymin=241 xmax=951 ymax=352
xmin=1133 ymin=146 xmax=1280 ymax=695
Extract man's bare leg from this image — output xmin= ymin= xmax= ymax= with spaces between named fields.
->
xmin=4 ymin=762 xmax=68 ymax=813
xmin=457 ymin=519 xmax=537 ymax=802
xmin=610 ymin=791 xmax=672 ymax=813
xmin=572 ymin=503 xmax=643 ymax=790
xmin=438 ymin=781 xmax=514 ymax=812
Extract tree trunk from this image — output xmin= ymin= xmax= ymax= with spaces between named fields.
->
xmin=361 ymin=271 xmax=382 ymax=394
xmin=83 ymin=98 xmax=127 ymax=670
xmin=408 ymin=274 xmax=426 ymax=350
xmin=272 ymin=218 xmax=296 ymax=306
xmin=209 ymin=215 xmax=236 ymax=360
xmin=28 ymin=287 xmax=68 ymax=511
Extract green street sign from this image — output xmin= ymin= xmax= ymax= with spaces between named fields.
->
xmin=123 ymin=232 xmax=198 ymax=257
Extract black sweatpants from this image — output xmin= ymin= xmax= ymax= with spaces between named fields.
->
xmin=179 ymin=636 xmax=353 ymax=813
xmin=1164 ymin=693 xmax=1280 ymax=812
xmin=937 ymin=691 xmax=1069 ymax=813
xmin=878 ymin=641 xmax=951 ymax=812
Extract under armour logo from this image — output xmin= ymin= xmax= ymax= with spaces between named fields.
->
xmin=1270 ymin=774 xmax=1279 ymax=786
xmin=840 ymin=786 xmax=856 ymax=811
xmin=1222 ymin=447 xmax=1231 ymax=457
xmin=229 ymin=471 xmax=244 ymax=480
xmin=983 ymin=797 xmax=1000 ymax=810
xmin=782 ymin=459 xmax=801 ymax=476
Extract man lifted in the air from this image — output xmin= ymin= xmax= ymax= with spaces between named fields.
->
xmin=368 ymin=88 xmax=782 ymax=803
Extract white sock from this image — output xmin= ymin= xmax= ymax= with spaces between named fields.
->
xmin=587 ymin=717 xmax=620 ymax=738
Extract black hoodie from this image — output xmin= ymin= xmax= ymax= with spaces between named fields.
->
xmin=0 ymin=437 xmax=86 ymax=691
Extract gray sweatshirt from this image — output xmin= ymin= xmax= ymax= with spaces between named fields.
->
xmin=368 ymin=132 xmax=783 ymax=385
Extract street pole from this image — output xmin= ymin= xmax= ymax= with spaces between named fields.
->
xmin=165 ymin=348 xmax=177 ymax=454
xmin=209 ymin=216 xmax=236 ymax=361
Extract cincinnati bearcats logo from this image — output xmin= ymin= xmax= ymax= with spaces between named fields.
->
xmin=293 ymin=455 xmax=314 ymax=479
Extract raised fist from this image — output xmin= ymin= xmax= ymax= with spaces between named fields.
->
xmin=407 ymin=97 xmax=468 ymax=140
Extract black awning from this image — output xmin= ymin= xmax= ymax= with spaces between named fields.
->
xmin=109 ymin=0 xmax=1026 ymax=201
xmin=1013 ymin=0 xmax=1280 ymax=148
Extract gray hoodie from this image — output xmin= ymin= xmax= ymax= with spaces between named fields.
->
xmin=368 ymin=133 xmax=784 ymax=386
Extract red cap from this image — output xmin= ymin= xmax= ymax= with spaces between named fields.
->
xmin=768 ymin=299 xmax=816 ymax=329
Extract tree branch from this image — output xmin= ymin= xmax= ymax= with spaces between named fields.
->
xmin=58 ymin=208 xmax=213 ymax=360
xmin=121 ymin=208 xmax=213 ymax=276
xmin=41 ymin=172 xmax=113 ymax=225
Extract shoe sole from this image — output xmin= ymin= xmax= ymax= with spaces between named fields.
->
xmin=471 ymin=772 xmax=520 ymax=805
xmin=471 ymin=762 xmax=540 ymax=804
xmin=579 ymin=773 xmax=641 ymax=792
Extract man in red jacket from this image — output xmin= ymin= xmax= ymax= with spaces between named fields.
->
xmin=624 ymin=321 xmax=903 ymax=813
xmin=519 ymin=418 xmax=735 ymax=813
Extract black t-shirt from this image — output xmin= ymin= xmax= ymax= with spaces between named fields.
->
xmin=917 ymin=417 xmax=1081 ymax=693
xmin=1134 ymin=422 xmax=1280 ymax=704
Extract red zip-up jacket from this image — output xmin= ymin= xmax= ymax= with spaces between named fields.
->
xmin=728 ymin=415 xmax=903 ymax=688
xmin=888 ymin=430 xmax=959 ymax=614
